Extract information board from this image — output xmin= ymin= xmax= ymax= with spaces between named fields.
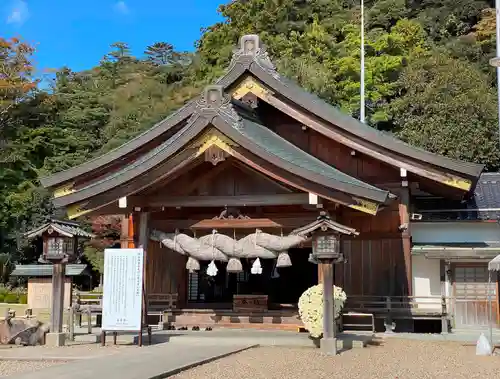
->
xmin=102 ymin=248 xmax=144 ymax=331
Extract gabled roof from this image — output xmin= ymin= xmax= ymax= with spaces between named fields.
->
xmin=40 ymin=34 xmax=484 ymax=193
xmin=24 ymin=219 xmax=94 ymax=239
xmin=291 ymin=212 xmax=359 ymax=236
xmin=50 ymin=86 xmax=390 ymax=217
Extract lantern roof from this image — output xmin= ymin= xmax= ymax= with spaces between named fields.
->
xmin=11 ymin=264 xmax=90 ymax=277
xmin=291 ymin=212 xmax=359 ymax=237
xmin=24 ymin=219 xmax=94 ymax=239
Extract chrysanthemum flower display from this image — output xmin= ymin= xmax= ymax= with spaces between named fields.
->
xmin=298 ymin=284 xmax=347 ymax=338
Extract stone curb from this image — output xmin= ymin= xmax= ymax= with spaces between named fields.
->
xmin=147 ymin=344 xmax=259 ymax=379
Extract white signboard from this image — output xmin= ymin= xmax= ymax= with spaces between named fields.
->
xmin=102 ymin=248 xmax=144 ymax=331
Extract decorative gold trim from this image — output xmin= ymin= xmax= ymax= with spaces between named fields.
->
xmin=231 ymin=76 xmax=273 ymax=100
xmin=53 ymin=182 xmax=75 ymax=198
xmin=349 ymin=197 xmax=379 ymax=215
xmin=67 ymin=203 xmax=93 ymax=220
xmin=193 ymin=133 xmax=238 ymax=157
xmin=443 ymin=177 xmax=472 ymax=191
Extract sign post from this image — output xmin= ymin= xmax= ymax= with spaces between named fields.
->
xmin=101 ymin=248 xmax=147 ymax=345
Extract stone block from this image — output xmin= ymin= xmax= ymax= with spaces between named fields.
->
xmin=45 ymin=332 xmax=66 ymax=347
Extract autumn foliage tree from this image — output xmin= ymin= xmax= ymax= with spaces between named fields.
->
xmin=0 ymin=37 xmax=37 ymax=138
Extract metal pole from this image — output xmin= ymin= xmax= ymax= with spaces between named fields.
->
xmin=360 ymin=0 xmax=365 ymax=123
xmin=496 ymin=0 xmax=500 ymax=145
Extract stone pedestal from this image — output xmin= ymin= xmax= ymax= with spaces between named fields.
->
xmin=320 ymin=337 xmax=337 ymax=355
xmin=45 ymin=332 xmax=66 ymax=347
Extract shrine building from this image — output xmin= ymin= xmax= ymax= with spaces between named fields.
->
xmin=40 ymin=35 xmax=491 ymax=332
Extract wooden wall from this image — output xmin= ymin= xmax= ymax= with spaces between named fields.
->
xmin=336 ymin=239 xmax=406 ymax=296
xmin=145 ymin=239 xmax=187 ymax=306
xmin=259 ymin=102 xmax=400 ymax=185
xmin=336 ymin=201 xmax=409 ymax=296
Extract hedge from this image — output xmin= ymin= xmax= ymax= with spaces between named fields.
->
xmin=0 ymin=292 xmax=28 ymax=304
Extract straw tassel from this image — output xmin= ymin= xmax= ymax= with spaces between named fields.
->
xmin=276 ymin=251 xmax=292 ymax=267
xmin=227 ymin=257 xmax=243 ymax=273
xmin=186 ymin=257 xmax=200 ymax=272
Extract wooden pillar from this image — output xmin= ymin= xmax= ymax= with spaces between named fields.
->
xmin=320 ymin=261 xmax=337 ymax=355
xmin=138 ymin=212 xmax=150 ymax=346
xmin=120 ymin=214 xmax=135 ymax=248
xmin=318 ymin=264 xmax=325 ymax=283
xmin=50 ymin=262 xmax=66 ymax=333
xmin=398 ymin=185 xmax=412 ymax=296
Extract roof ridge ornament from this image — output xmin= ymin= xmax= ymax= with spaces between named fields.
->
xmin=230 ymin=35 xmax=278 ymax=77
xmin=190 ymin=85 xmax=242 ymax=129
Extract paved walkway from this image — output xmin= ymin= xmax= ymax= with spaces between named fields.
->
xmin=12 ymin=343 xmax=256 ymax=379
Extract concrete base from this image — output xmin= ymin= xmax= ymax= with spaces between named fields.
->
xmin=320 ymin=337 xmax=337 ymax=355
xmin=45 ymin=332 xmax=66 ymax=347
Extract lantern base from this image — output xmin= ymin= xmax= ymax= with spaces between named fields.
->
xmin=320 ymin=337 xmax=337 ymax=355
xmin=45 ymin=332 xmax=66 ymax=347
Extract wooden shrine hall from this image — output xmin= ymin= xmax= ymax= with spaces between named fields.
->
xmin=40 ymin=35 xmax=485 ymax=331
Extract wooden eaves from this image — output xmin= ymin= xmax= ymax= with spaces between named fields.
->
xmin=50 ymin=86 xmax=392 ymax=218
xmin=40 ymin=34 xmax=484 ymax=194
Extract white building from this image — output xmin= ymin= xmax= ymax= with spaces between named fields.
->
xmin=412 ymin=173 xmax=500 ymax=329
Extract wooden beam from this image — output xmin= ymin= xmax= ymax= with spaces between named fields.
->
xmin=152 ymin=217 xmax=318 ymax=230
xmin=191 ymin=218 xmax=283 ymax=229
xmin=136 ymin=194 xmax=309 ymax=208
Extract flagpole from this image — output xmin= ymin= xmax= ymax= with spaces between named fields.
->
xmin=360 ymin=0 xmax=366 ymax=123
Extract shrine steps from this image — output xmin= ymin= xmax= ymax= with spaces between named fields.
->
xmin=164 ymin=309 xmax=304 ymax=332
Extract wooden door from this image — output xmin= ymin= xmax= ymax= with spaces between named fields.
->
xmin=453 ymin=265 xmax=498 ymax=328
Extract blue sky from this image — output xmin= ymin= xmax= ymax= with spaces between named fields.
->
xmin=0 ymin=0 xmax=225 ymax=75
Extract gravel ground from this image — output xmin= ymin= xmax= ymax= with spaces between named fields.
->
xmin=0 ymin=360 xmax=65 ymax=377
xmin=171 ymin=339 xmax=500 ymax=379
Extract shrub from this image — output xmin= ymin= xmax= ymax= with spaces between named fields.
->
xmin=298 ymin=284 xmax=347 ymax=338
xmin=3 ymin=293 xmax=19 ymax=304
xmin=18 ymin=294 xmax=28 ymax=304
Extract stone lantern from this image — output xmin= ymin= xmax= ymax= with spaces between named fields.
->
xmin=25 ymin=220 xmax=93 ymax=346
xmin=292 ymin=212 xmax=359 ymax=355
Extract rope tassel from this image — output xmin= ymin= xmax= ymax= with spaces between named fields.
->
xmin=186 ymin=257 xmax=200 ymax=272
xmin=276 ymin=251 xmax=292 ymax=267
xmin=227 ymin=257 xmax=243 ymax=273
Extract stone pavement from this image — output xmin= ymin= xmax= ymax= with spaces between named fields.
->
xmin=71 ymin=328 xmax=372 ymax=349
xmin=11 ymin=342 xmax=256 ymax=379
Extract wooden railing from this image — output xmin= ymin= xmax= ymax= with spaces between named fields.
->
xmin=342 ymin=295 xmax=449 ymax=332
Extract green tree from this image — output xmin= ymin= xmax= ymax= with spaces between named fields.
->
xmin=391 ymin=51 xmax=500 ymax=169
